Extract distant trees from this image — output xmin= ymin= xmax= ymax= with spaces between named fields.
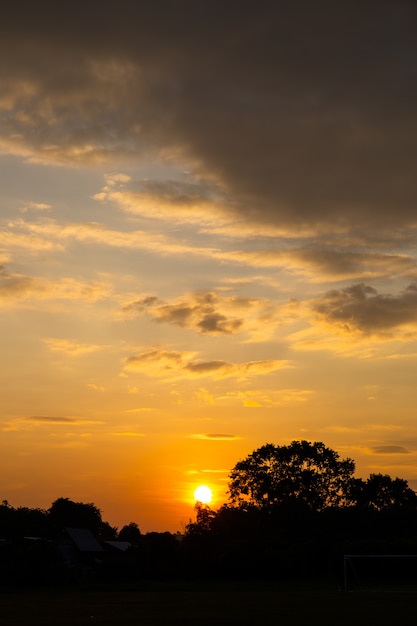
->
xmin=0 ymin=497 xmax=119 ymax=541
xmin=0 ymin=497 xmax=124 ymax=543
xmin=353 ymin=473 xmax=417 ymax=511
xmin=118 ymin=522 xmax=141 ymax=544
xmin=228 ymin=440 xmax=356 ymax=512
xmin=0 ymin=501 xmax=51 ymax=539
xmin=49 ymin=497 xmax=103 ymax=534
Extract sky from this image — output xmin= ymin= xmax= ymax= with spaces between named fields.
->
xmin=1 ymin=0 xmax=417 ymax=533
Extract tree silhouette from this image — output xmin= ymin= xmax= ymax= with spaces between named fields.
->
xmin=353 ymin=473 xmax=417 ymax=511
xmin=228 ymin=440 xmax=355 ymax=512
xmin=48 ymin=497 xmax=103 ymax=533
xmin=118 ymin=522 xmax=141 ymax=544
xmin=186 ymin=502 xmax=217 ymax=536
xmin=0 ymin=502 xmax=50 ymax=539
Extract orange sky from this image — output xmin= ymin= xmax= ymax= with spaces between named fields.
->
xmin=1 ymin=1 xmax=417 ymax=532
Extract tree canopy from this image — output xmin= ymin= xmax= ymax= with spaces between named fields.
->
xmin=48 ymin=497 xmax=103 ymax=533
xmin=118 ymin=522 xmax=142 ymax=544
xmin=353 ymin=473 xmax=417 ymax=511
xmin=228 ymin=440 xmax=356 ymax=512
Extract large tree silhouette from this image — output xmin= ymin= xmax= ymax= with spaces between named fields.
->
xmin=48 ymin=497 xmax=103 ymax=533
xmin=228 ymin=440 xmax=355 ymax=512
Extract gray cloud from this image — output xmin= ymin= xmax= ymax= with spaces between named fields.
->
xmin=312 ymin=283 xmax=417 ymax=334
xmin=124 ymin=291 xmax=251 ymax=335
xmin=1 ymin=1 xmax=417 ymax=234
xmin=156 ymin=304 xmax=195 ymax=327
xmin=123 ymin=297 xmax=163 ymax=315
xmin=197 ymin=313 xmax=243 ymax=334
xmin=133 ymin=179 xmax=222 ymax=208
xmin=185 ymin=360 xmax=229 ymax=374
xmin=26 ymin=416 xmax=76 ymax=423
xmin=371 ymin=445 xmax=410 ymax=454
xmin=288 ymin=248 xmax=417 ymax=281
xmin=124 ymin=347 xmax=288 ymax=380
xmin=0 ymin=266 xmax=36 ymax=297
xmin=0 ymin=265 xmax=110 ymax=305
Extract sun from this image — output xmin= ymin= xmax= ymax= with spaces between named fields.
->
xmin=194 ymin=485 xmax=212 ymax=504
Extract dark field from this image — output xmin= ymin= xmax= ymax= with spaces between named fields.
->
xmin=1 ymin=583 xmax=416 ymax=626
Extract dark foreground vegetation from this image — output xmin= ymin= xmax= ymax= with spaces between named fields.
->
xmin=2 ymin=583 xmax=417 ymax=626
xmin=1 ymin=441 xmax=417 ymax=596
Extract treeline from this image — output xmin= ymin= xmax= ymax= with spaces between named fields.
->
xmin=0 ymin=497 xmax=118 ymax=541
xmin=2 ymin=441 xmax=417 ymax=586
xmin=0 ymin=497 xmax=180 ymax=586
xmin=184 ymin=441 xmax=417 ymax=581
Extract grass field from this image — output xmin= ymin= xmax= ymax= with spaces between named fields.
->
xmin=1 ymin=582 xmax=416 ymax=626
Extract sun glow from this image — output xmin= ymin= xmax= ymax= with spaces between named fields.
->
xmin=194 ymin=485 xmax=212 ymax=504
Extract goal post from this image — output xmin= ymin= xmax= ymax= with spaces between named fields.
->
xmin=344 ymin=554 xmax=417 ymax=592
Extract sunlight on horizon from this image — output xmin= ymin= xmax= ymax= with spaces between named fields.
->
xmin=194 ymin=485 xmax=213 ymax=505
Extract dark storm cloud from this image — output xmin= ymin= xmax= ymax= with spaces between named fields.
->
xmin=1 ymin=1 xmax=417 ymax=232
xmin=312 ymin=282 xmax=417 ymax=334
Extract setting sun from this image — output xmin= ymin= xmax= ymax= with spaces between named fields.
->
xmin=194 ymin=485 xmax=213 ymax=504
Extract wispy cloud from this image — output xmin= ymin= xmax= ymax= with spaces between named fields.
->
xmin=44 ymin=338 xmax=104 ymax=356
xmin=226 ymin=389 xmax=315 ymax=407
xmin=8 ymin=218 xmax=225 ymax=261
xmin=112 ymin=432 xmax=145 ymax=437
xmin=9 ymin=215 xmax=416 ymax=290
xmin=27 ymin=417 xmax=104 ymax=426
xmin=0 ymin=265 xmax=110 ymax=307
xmin=195 ymin=387 xmax=314 ymax=407
xmin=86 ymin=383 xmax=106 ymax=392
xmin=19 ymin=201 xmax=52 ymax=213
xmin=94 ymin=176 xmax=231 ymax=227
xmin=189 ymin=433 xmax=239 ymax=441
xmin=123 ymin=347 xmax=290 ymax=381
xmin=370 ymin=445 xmax=410 ymax=455
xmin=0 ymin=228 xmax=63 ymax=252
xmin=26 ymin=416 xmax=77 ymax=423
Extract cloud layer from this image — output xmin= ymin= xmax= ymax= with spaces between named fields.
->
xmin=123 ymin=347 xmax=289 ymax=381
xmin=1 ymin=1 xmax=417 ymax=234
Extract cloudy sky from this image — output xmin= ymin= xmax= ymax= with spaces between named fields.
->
xmin=1 ymin=0 xmax=417 ymax=532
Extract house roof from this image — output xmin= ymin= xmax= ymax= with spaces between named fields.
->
xmin=104 ymin=540 xmax=132 ymax=552
xmin=64 ymin=527 xmax=103 ymax=553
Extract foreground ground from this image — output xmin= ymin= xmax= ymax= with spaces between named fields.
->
xmin=0 ymin=581 xmax=416 ymax=626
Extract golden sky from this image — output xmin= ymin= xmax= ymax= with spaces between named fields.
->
xmin=1 ymin=1 xmax=417 ymax=532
